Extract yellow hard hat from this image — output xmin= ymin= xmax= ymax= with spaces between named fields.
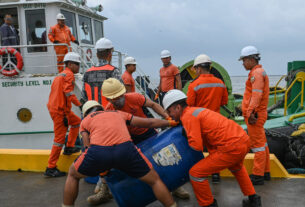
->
xmin=82 ymin=100 xmax=101 ymax=116
xmin=102 ymin=78 xmax=126 ymax=99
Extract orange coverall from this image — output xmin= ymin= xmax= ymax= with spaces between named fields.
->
xmin=48 ymin=24 xmax=76 ymax=72
xmin=242 ymin=64 xmax=270 ymax=176
xmin=187 ymin=74 xmax=228 ymax=113
xmin=181 ymin=107 xmax=256 ymax=206
xmin=47 ymin=68 xmax=81 ymax=168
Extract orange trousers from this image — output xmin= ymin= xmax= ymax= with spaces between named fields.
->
xmin=54 ymin=46 xmax=69 ymax=73
xmin=189 ymin=139 xmax=256 ymax=206
xmin=246 ymin=112 xmax=270 ymax=176
xmin=48 ymin=110 xmax=81 ymax=168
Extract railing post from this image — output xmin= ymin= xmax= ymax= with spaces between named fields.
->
xmin=301 ymin=78 xmax=304 ymax=108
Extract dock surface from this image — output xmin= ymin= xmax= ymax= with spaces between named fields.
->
xmin=1 ymin=171 xmax=305 ymax=207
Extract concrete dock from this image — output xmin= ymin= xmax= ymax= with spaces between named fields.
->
xmin=1 ymin=171 xmax=305 ymax=207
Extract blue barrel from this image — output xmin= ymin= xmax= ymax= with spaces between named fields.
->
xmin=84 ymin=176 xmax=99 ymax=184
xmin=105 ymin=126 xmax=204 ymax=207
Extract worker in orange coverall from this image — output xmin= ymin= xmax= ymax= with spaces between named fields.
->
xmin=163 ymin=89 xmax=262 ymax=207
xmin=155 ymin=50 xmax=182 ymax=104
xmin=240 ymin=46 xmax=270 ymax=185
xmin=48 ymin=13 xmax=79 ymax=72
xmin=187 ymin=54 xmax=228 ymax=184
xmin=45 ymin=52 xmax=82 ymax=178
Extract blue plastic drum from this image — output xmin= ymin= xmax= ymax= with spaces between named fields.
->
xmin=84 ymin=176 xmax=99 ymax=184
xmin=105 ymin=126 xmax=204 ymax=207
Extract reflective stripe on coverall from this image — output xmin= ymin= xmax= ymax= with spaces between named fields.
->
xmin=186 ymin=74 xmax=228 ymax=113
xmin=242 ymin=64 xmax=270 ymax=176
xmin=47 ymin=68 xmax=81 ymax=168
xmin=48 ymin=24 xmax=76 ymax=72
xmin=181 ymin=107 xmax=256 ymax=206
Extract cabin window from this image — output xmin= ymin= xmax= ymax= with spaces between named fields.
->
xmin=78 ymin=15 xmax=93 ymax=44
xmin=0 ymin=8 xmax=19 ymax=34
xmin=25 ymin=9 xmax=47 ymax=52
xmin=61 ymin=10 xmax=78 ymax=40
xmin=94 ymin=20 xmax=103 ymax=42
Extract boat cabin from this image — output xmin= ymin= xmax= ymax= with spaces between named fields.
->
xmin=0 ymin=0 xmax=122 ymax=75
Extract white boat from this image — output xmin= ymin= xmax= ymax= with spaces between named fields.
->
xmin=0 ymin=0 xmax=160 ymax=150
xmin=0 ymin=0 xmax=127 ymax=149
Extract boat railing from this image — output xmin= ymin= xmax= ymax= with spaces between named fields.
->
xmin=272 ymin=75 xmax=287 ymax=103
xmin=79 ymin=45 xmax=124 ymax=73
xmin=0 ymin=44 xmax=92 ymax=75
xmin=133 ymin=64 xmax=160 ymax=103
xmin=284 ymin=74 xmax=305 ymax=116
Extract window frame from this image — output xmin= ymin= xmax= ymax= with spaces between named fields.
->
xmin=60 ymin=9 xmax=78 ymax=41
xmin=78 ymin=14 xmax=93 ymax=45
xmin=24 ymin=9 xmax=47 ymax=53
xmin=93 ymin=19 xmax=104 ymax=43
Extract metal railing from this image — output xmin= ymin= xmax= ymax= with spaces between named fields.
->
xmin=288 ymin=112 xmax=305 ymax=122
xmin=79 ymin=45 xmax=124 ymax=72
xmin=0 ymin=44 xmax=94 ymax=75
xmin=284 ymin=76 xmax=304 ymax=116
xmin=134 ymin=64 xmax=159 ymax=101
xmin=272 ymin=75 xmax=286 ymax=103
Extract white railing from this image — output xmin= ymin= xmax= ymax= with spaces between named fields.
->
xmin=0 ymin=43 xmax=158 ymax=104
xmin=0 ymin=44 xmax=93 ymax=75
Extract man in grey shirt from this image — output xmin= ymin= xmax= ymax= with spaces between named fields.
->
xmin=0 ymin=14 xmax=19 ymax=69
xmin=0 ymin=14 xmax=19 ymax=46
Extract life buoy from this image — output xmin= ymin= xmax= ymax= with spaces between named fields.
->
xmin=0 ymin=47 xmax=24 ymax=77
xmin=86 ymin=48 xmax=92 ymax=61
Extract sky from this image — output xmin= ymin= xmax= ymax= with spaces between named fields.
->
xmin=87 ymin=0 xmax=305 ymax=78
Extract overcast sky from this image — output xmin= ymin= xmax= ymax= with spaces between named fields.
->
xmin=87 ymin=0 xmax=305 ymax=78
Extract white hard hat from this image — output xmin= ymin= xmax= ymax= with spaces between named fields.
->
xmin=160 ymin=50 xmax=171 ymax=58
xmin=124 ymin=56 xmax=137 ymax=66
xmin=193 ymin=54 xmax=212 ymax=67
xmin=82 ymin=100 xmax=102 ymax=116
xmin=163 ymin=89 xmax=187 ymax=110
xmin=95 ymin=38 xmax=113 ymax=50
xmin=239 ymin=46 xmax=260 ymax=60
xmin=63 ymin=52 xmax=81 ymax=63
xmin=56 ymin=13 xmax=66 ymax=20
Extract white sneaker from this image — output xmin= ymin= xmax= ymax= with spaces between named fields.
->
xmin=172 ymin=186 xmax=190 ymax=199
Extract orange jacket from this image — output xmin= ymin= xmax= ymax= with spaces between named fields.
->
xmin=181 ymin=107 xmax=249 ymax=152
xmin=187 ymin=74 xmax=228 ymax=113
xmin=242 ymin=65 xmax=269 ymax=118
xmin=47 ymin=68 xmax=81 ymax=113
xmin=48 ymin=24 xmax=75 ymax=45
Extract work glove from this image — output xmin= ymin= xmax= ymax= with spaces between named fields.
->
xmin=168 ymin=119 xmax=179 ymax=127
xmin=53 ymin=40 xmax=60 ymax=44
xmin=74 ymin=40 xmax=79 ymax=45
xmin=154 ymin=94 xmax=159 ymax=100
xmin=165 ymin=116 xmax=172 ymax=121
xmin=63 ymin=116 xmax=69 ymax=127
xmin=248 ymin=113 xmax=257 ymax=125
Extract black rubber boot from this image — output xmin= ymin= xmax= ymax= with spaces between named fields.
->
xmin=63 ymin=147 xmax=80 ymax=155
xmin=202 ymin=199 xmax=218 ymax=207
xmin=264 ymin=172 xmax=271 ymax=181
xmin=242 ymin=194 xmax=262 ymax=207
xmin=44 ymin=167 xmax=66 ymax=177
xmin=250 ymin=174 xmax=264 ymax=185
xmin=212 ymin=173 xmax=221 ymax=184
